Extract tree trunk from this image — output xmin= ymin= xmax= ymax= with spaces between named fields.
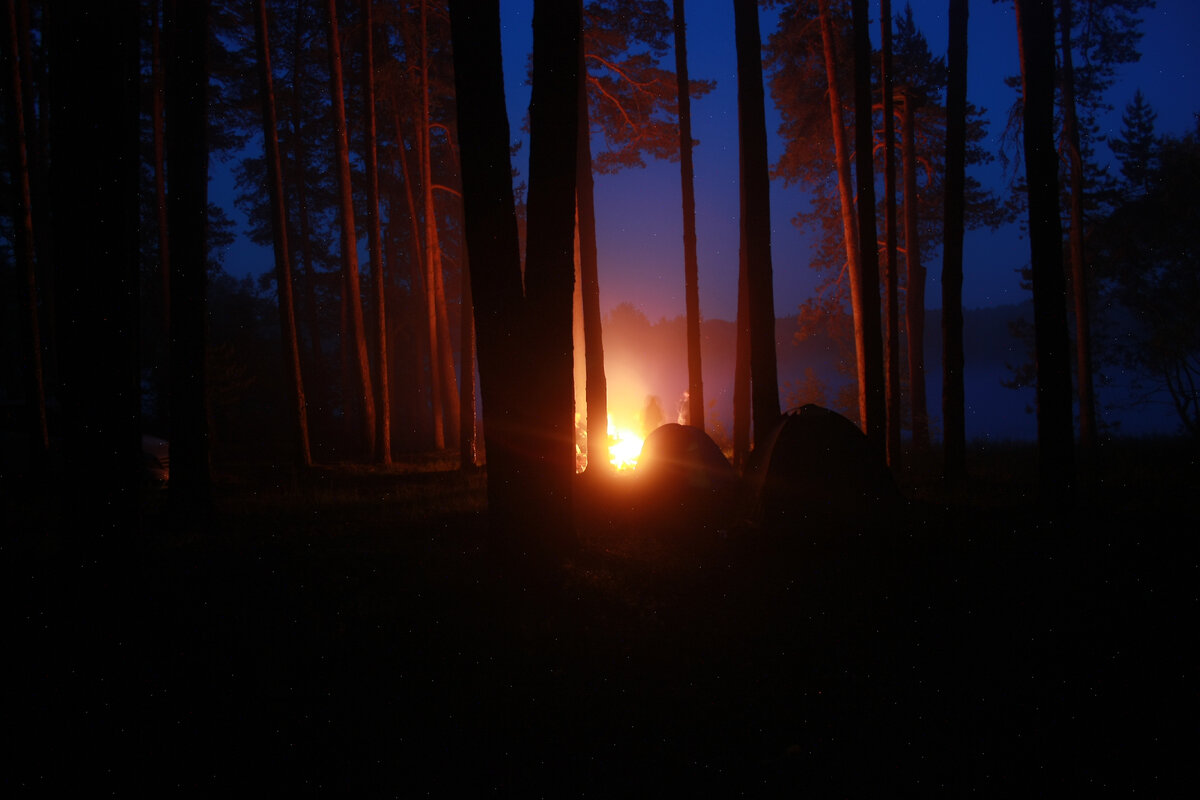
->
xmin=523 ymin=0 xmax=582 ymax=555
xmin=460 ymin=255 xmax=478 ymax=470
xmin=851 ymin=0 xmax=886 ymax=456
xmin=326 ymin=0 xmax=376 ymax=459
xmin=577 ymin=0 xmax=610 ymax=473
xmin=255 ymin=0 xmax=311 ymax=468
xmin=290 ymin=2 xmax=323 ymax=384
xmin=1058 ymin=0 xmax=1097 ymax=452
xmin=903 ymin=92 xmax=930 ymax=455
xmin=733 ymin=0 xmax=781 ymax=449
xmin=880 ymin=0 xmax=901 ymax=470
xmin=362 ymin=0 xmax=390 ymax=464
xmin=2 ymin=0 xmax=48 ymax=461
xmin=1016 ymin=0 xmax=1076 ymax=508
xmin=817 ymin=0 xmax=864 ymax=426
xmin=165 ymin=0 xmax=212 ymax=522
xmin=942 ymin=0 xmax=967 ymax=480
xmin=674 ymin=0 xmax=704 ymax=432
xmin=732 ymin=196 xmax=751 ymax=470
xmin=449 ymin=0 xmax=580 ymax=563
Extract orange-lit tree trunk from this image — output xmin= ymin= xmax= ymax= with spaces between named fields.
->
xmin=902 ymin=91 xmax=930 ymax=455
xmin=851 ymin=0 xmax=886 ymax=455
xmin=255 ymin=0 xmax=311 ymax=467
xmin=817 ymin=0 xmax=864 ymax=426
xmin=1016 ymin=0 xmax=1075 ymax=507
xmin=448 ymin=0 xmax=580 ymax=560
xmin=1059 ymin=0 xmax=1097 ymax=452
xmin=880 ymin=0 xmax=901 ymax=470
xmin=419 ymin=0 xmax=458 ymax=449
xmin=577 ymin=0 xmax=609 ymax=472
xmin=2 ymin=0 xmax=48 ymax=461
xmin=733 ymin=0 xmax=781 ymax=449
xmin=942 ymin=0 xmax=967 ymax=480
xmin=460 ymin=255 xmax=477 ymax=469
xmin=362 ymin=0 xmax=390 ymax=464
xmin=674 ymin=0 xmax=704 ymax=432
xmin=326 ymin=0 xmax=376 ymax=459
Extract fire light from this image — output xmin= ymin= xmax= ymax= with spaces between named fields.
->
xmin=608 ymin=416 xmax=644 ymax=471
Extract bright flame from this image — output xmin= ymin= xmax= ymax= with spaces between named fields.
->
xmin=608 ymin=416 xmax=644 ymax=471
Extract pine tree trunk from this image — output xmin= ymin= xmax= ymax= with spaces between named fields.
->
xmin=362 ymin=0 xmax=390 ymax=464
xmin=851 ymin=0 xmax=886 ymax=455
xmin=903 ymin=92 xmax=930 ymax=455
xmin=290 ymin=2 xmax=323 ymax=381
xmin=942 ymin=0 xmax=967 ymax=479
xmin=1016 ymin=0 xmax=1076 ymax=508
xmin=732 ymin=205 xmax=751 ymax=470
xmin=3 ymin=0 xmax=48 ymax=461
xmin=326 ymin=0 xmax=376 ymax=459
xmin=733 ymin=0 xmax=781 ymax=449
xmin=255 ymin=0 xmax=311 ymax=467
xmin=577 ymin=2 xmax=610 ymax=473
xmin=460 ymin=256 xmax=478 ymax=470
xmin=880 ymin=0 xmax=901 ymax=470
xmin=1059 ymin=0 xmax=1097 ymax=452
xmin=817 ymin=0 xmax=865 ymax=427
xmin=674 ymin=0 xmax=705 ymax=432
xmin=165 ymin=0 xmax=212 ymax=520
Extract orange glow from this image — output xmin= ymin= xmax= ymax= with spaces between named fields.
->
xmin=608 ymin=416 xmax=644 ymax=471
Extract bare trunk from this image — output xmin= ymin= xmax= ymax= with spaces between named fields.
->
xmin=674 ymin=0 xmax=704 ymax=431
xmin=419 ymin=0 xmax=448 ymax=449
xmin=851 ymin=0 xmax=886 ymax=455
xmin=903 ymin=93 xmax=930 ymax=455
xmin=818 ymin=0 xmax=865 ymax=427
xmin=732 ymin=208 xmax=751 ymax=470
xmin=362 ymin=0 xmax=390 ymax=464
xmin=577 ymin=2 xmax=610 ymax=472
xmin=326 ymin=0 xmax=376 ymax=458
xmin=733 ymin=0 xmax=781 ymax=449
xmin=255 ymin=0 xmax=311 ymax=467
xmin=1059 ymin=0 xmax=1097 ymax=452
xmin=1016 ymin=0 xmax=1075 ymax=508
xmin=942 ymin=0 xmax=967 ymax=478
xmin=3 ymin=0 xmax=48 ymax=458
xmin=881 ymin=0 xmax=901 ymax=470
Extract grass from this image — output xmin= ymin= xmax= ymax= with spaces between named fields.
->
xmin=9 ymin=436 xmax=1196 ymax=793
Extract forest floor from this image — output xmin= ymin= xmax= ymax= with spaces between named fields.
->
xmin=9 ymin=438 xmax=1196 ymax=794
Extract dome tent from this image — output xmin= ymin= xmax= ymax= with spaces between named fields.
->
xmin=743 ymin=405 xmax=901 ymax=531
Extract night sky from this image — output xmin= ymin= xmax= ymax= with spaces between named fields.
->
xmin=213 ymin=0 xmax=1200 ymax=322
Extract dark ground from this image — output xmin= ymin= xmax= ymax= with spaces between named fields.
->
xmin=8 ymin=439 xmax=1196 ymax=794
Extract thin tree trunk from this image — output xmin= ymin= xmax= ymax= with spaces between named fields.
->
xmin=362 ymin=0 xmax=390 ymax=464
xmin=1016 ymin=0 xmax=1075 ymax=508
xmin=2 ymin=0 xmax=48 ymax=459
xmin=290 ymin=2 xmax=322 ymax=378
xmin=733 ymin=0 xmax=781 ymax=449
xmin=166 ymin=0 xmax=212 ymax=520
xmin=460 ymin=255 xmax=477 ymax=469
xmin=418 ymin=0 xmax=448 ymax=449
xmin=326 ymin=0 xmax=376 ymax=459
xmin=674 ymin=0 xmax=704 ymax=431
xmin=902 ymin=92 xmax=930 ymax=455
xmin=1059 ymin=0 xmax=1097 ymax=452
xmin=577 ymin=0 xmax=610 ymax=473
xmin=732 ymin=197 xmax=751 ymax=469
xmin=255 ymin=0 xmax=311 ymax=468
xmin=151 ymin=0 xmax=170 ymax=334
xmin=851 ymin=0 xmax=886 ymax=455
xmin=942 ymin=0 xmax=967 ymax=479
xmin=817 ymin=0 xmax=865 ymax=426
xmin=881 ymin=0 xmax=901 ymax=470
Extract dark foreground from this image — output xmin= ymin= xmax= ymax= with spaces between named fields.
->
xmin=9 ymin=440 xmax=1196 ymax=793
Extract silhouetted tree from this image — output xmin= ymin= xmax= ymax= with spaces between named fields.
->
xmin=673 ymin=0 xmax=704 ymax=432
xmin=880 ymin=0 xmax=900 ymax=469
xmin=942 ymin=0 xmax=967 ymax=482
xmin=254 ymin=0 xmax=311 ymax=467
xmin=851 ymin=0 xmax=885 ymax=456
xmin=1016 ymin=0 xmax=1075 ymax=507
xmin=1108 ymin=88 xmax=1158 ymax=195
xmin=733 ymin=0 xmax=781 ymax=449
